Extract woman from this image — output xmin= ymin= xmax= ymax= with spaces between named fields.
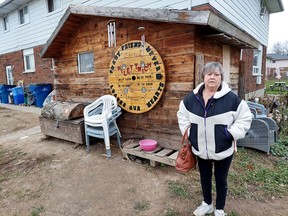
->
xmin=177 ymin=62 xmax=252 ymax=216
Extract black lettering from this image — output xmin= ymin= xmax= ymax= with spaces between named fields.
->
xmin=146 ymin=46 xmax=151 ymax=53
xmin=156 ymin=66 xmax=161 ymax=71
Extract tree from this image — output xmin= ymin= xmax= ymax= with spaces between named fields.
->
xmin=271 ymin=41 xmax=288 ymax=55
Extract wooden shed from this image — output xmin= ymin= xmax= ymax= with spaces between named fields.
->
xmin=40 ymin=5 xmax=259 ymax=151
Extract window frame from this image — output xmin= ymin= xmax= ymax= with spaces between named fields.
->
xmin=252 ymin=46 xmax=263 ymax=84
xmin=18 ymin=5 xmax=30 ymax=25
xmin=23 ymin=48 xmax=35 ymax=73
xmin=46 ymin=0 xmax=62 ymax=14
xmin=3 ymin=15 xmax=9 ymax=31
xmin=77 ymin=51 xmax=95 ymax=74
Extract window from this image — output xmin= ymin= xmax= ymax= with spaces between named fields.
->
xmin=3 ymin=15 xmax=9 ymax=31
xmin=252 ymin=47 xmax=263 ymax=84
xmin=260 ymin=0 xmax=267 ymax=18
xmin=23 ymin=48 xmax=35 ymax=72
xmin=78 ymin=52 xmax=94 ymax=73
xmin=19 ymin=5 xmax=29 ymax=25
xmin=47 ymin=0 xmax=61 ymax=13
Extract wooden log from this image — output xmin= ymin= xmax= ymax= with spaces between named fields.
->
xmin=41 ymin=101 xmax=85 ymax=120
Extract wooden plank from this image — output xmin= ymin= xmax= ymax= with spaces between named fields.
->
xmin=168 ymin=151 xmax=179 ymax=160
xmin=123 ymin=142 xmax=139 ymax=149
xmin=70 ymin=5 xmax=210 ymax=25
xmin=155 ymin=148 xmax=174 ymax=157
xmin=165 ymin=82 xmax=193 ymax=91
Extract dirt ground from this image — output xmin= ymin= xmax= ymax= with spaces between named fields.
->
xmin=0 ymin=105 xmax=287 ymax=216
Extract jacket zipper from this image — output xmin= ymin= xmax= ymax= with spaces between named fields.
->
xmin=196 ymin=95 xmax=214 ymax=159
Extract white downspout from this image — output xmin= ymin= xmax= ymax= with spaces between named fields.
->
xmin=188 ymin=0 xmax=192 ymax=10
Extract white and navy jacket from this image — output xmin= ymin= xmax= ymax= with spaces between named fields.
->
xmin=177 ymin=81 xmax=252 ymax=160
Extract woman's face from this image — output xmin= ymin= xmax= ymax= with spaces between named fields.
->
xmin=204 ymin=70 xmax=222 ymax=90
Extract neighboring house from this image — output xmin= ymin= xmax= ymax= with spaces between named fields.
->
xmin=0 ymin=0 xmax=284 ymax=99
xmin=266 ymin=53 xmax=288 ymax=78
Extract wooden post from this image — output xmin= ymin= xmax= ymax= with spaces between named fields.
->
xmin=194 ymin=53 xmax=204 ymax=88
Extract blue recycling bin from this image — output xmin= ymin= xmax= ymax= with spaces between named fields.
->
xmin=12 ymin=86 xmax=25 ymax=105
xmin=29 ymin=84 xmax=52 ymax=108
xmin=0 ymin=84 xmax=16 ymax=103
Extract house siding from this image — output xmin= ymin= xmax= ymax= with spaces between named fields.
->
xmin=210 ymin=0 xmax=269 ymax=46
xmin=0 ymin=0 xmax=270 ymax=55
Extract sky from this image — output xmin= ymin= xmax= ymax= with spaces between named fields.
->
xmin=268 ymin=0 xmax=288 ymax=51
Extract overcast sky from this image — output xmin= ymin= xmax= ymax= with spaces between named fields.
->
xmin=268 ymin=0 xmax=288 ymax=51
xmin=0 ymin=0 xmax=287 ymax=51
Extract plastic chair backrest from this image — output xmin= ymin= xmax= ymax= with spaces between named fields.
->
xmin=84 ymin=95 xmax=117 ymax=119
xmin=246 ymin=101 xmax=267 ymax=118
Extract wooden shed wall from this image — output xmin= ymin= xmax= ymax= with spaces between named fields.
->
xmin=53 ymin=17 xmax=225 ymax=150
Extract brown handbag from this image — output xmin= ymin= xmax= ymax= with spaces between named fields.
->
xmin=175 ymin=129 xmax=197 ymax=173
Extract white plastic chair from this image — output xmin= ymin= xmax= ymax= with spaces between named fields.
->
xmin=84 ymin=95 xmax=121 ymax=158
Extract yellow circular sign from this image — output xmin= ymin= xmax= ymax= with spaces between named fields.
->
xmin=109 ymin=40 xmax=165 ymax=114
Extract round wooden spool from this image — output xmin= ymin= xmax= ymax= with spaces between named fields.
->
xmin=108 ymin=40 xmax=166 ymax=114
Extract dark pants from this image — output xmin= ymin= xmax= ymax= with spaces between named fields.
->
xmin=197 ymin=154 xmax=233 ymax=210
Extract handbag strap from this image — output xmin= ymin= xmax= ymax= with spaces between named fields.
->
xmin=182 ymin=128 xmax=190 ymax=145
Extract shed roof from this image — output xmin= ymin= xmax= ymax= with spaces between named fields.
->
xmin=40 ymin=5 xmax=260 ymax=58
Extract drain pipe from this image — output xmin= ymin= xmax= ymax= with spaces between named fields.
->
xmin=188 ymin=0 xmax=192 ymax=10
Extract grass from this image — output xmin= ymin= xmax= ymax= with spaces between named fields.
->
xmin=167 ymin=146 xmax=288 ymax=215
xmin=167 ymin=180 xmax=194 ymax=199
xmin=133 ymin=201 xmax=149 ymax=211
xmin=164 ymin=207 xmax=178 ymax=216
xmin=264 ymin=78 xmax=288 ymax=94
xmin=30 ymin=206 xmax=44 ymax=216
xmin=229 ymin=148 xmax=288 ymax=199
xmin=167 ymin=148 xmax=288 ymax=200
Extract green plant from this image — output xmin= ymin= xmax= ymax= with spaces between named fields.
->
xmin=229 ymin=148 xmax=288 ymax=199
xmin=30 ymin=206 xmax=44 ymax=216
xmin=133 ymin=201 xmax=149 ymax=211
xmin=227 ymin=210 xmax=241 ymax=216
xmin=164 ymin=207 xmax=178 ymax=216
xmin=167 ymin=180 xmax=192 ymax=199
xmin=270 ymin=140 xmax=288 ymax=157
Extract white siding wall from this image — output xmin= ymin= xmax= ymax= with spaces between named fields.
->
xmin=210 ymin=0 xmax=269 ymax=48
xmin=0 ymin=0 xmax=270 ymax=55
xmin=266 ymin=59 xmax=288 ymax=68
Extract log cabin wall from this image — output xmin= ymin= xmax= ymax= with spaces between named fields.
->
xmin=53 ymin=17 xmax=233 ymax=150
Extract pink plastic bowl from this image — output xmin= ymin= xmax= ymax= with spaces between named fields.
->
xmin=139 ymin=139 xmax=157 ymax=151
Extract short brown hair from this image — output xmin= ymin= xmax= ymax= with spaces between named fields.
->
xmin=202 ymin=62 xmax=224 ymax=81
